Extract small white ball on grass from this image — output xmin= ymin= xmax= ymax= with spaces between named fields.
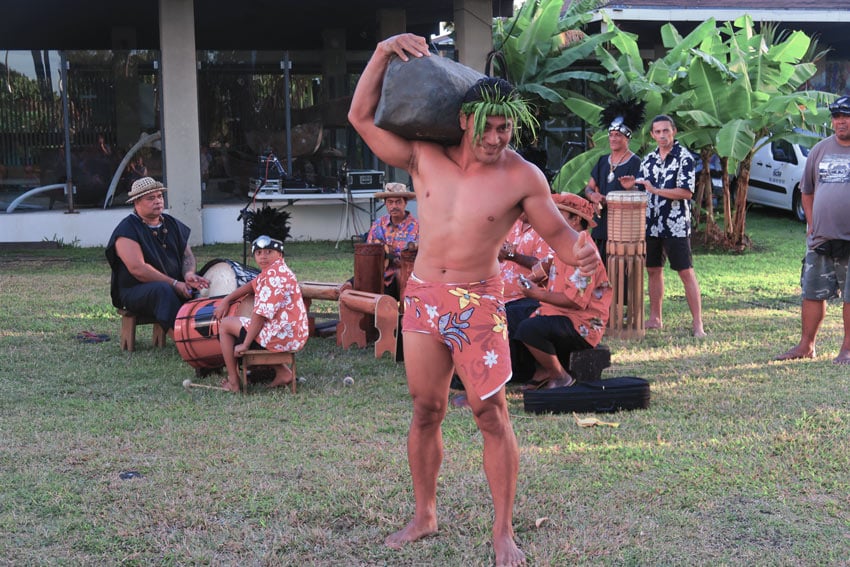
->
xmin=182 ymin=379 xmax=192 ymax=390
xmin=343 ymin=376 xmax=354 ymax=386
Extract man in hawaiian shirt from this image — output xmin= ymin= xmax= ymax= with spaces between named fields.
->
xmin=620 ymin=114 xmax=705 ymax=337
xmin=367 ymin=182 xmax=419 ymax=299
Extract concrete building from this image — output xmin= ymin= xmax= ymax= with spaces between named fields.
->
xmin=0 ymin=0 xmax=509 ymax=246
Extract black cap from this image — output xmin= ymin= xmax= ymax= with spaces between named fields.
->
xmin=829 ymin=96 xmax=850 ymax=116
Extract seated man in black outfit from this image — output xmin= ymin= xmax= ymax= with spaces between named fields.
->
xmin=105 ymin=177 xmax=209 ymax=334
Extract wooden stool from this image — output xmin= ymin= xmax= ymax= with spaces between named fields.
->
xmin=118 ymin=309 xmax=166 ymax=351
xmin=239 ymin=350 xmax=296 ymax=394
xmin=338 ymin=289 xmax=398 ymax=359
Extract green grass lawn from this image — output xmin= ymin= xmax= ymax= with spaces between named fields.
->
xmin=1 ymin=207 xmax=848 ymax=566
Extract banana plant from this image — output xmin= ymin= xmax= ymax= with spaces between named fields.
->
xmin=491 ymin=0 xmax=614 ymax=140
xmin=558 ymin=14 xmax=832 ymax=248
xmin=553 ymin=15 xmax=696 ymax=193
xmin=707 ymin=16 xmax=830 ymax=244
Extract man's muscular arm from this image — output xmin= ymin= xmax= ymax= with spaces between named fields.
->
xmin=348 ymin=34 xmax=429 ymax=171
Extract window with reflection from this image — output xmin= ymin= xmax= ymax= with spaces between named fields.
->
xmin=0 ymin=50 xmax=160 ymax=212
xmin=196 ymin=50 xmax=350 ymax=204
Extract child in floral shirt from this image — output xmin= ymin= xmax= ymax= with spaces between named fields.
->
xmin=214 ymin=235 xmax=308 ymax=392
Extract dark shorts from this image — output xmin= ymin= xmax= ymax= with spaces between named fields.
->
xmin=514 ymin=314 xmax=591 ymax=359
xmin=646 ymin=236 xmax=693 ymax=271
xmin=237 ymin=327 xmax=264 ymax=350
xmin=800 ymin=249 xmax=850 ymax=301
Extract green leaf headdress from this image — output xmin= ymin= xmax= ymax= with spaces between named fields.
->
xmin=460 ymin=78 xmax=538 ymax=145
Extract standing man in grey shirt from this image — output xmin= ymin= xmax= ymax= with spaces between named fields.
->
xmin=776 ymin=95 xmax=850 ymax=365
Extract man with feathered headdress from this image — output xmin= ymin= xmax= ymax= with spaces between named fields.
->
xmin=348 ymin=33 xmax=602 ymax=566
xmin=583 ymin=97 xmax=645 ymax=264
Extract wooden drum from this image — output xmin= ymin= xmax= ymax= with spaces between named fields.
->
xmin=606 ymin=191 xmax=648 ymax=340
xmin=196 ymin=258 xmax=259 ymax=298
xmin=607 ymin=190 xmax=648 ymax=243
xmin=173 ymin=295 xmax=253 ymax=369
xmin=353 ymin=242 xmax=385 ymax=294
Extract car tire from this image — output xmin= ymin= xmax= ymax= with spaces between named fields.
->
xmin=792 ymin=187 xmax=806 ymax=222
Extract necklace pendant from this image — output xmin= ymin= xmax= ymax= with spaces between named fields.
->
xmin=607 ymin=171 xmax=615 ymax=183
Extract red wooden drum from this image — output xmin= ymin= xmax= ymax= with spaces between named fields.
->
xmin=353 ymin=242 xmax=385 ymax=294
xmin=173 ymin=295 xmax=252 ymax=369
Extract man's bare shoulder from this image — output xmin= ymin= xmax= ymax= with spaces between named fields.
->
xmin=505 ymin=149 xmax=550 ymax=189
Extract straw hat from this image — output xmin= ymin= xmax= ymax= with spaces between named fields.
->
xmin=374 ymin=182 xmax=415 ymax=200
xmin=552 ymin=192 xmax=597 ymax=228
xmin=126 ymin=177 xmax=166 ymax=203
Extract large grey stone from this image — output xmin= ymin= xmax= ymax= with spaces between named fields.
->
xmin=374 ymin=55 xmax=486 ymax=145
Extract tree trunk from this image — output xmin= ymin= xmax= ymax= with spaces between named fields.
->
xmin=730 ymin=160 xmax=751 ymax=248
xmin=702 ymin=149 xmax=716 ymax=231
xmin=720 ymin=156 xmax=733 ymax=235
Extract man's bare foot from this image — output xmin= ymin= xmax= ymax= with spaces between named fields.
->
xmin=493 ymin=533 xmax=526 ymax=567
xmin=833 ymin=350 xmax=850 ymax=365
xmin=266 ymin=365 xmax=294 ymax=388
xmin=645 ymin=318 xmax=662 ymax=329
xmin=774 ymin=346 xmax=815 ymax=361
xmin=220 ymin=378 xmax=240 ymax=393
xmin=385 ymin=518 xmax=438 ymax=549
xmin=693 ymin=326 xmax=706 ymax=338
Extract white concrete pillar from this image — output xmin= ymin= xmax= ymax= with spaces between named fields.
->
xmin=159 ymin=0 xmax=203 ymax=245
xmin=454 ymin=0 xmax=494 ymax=73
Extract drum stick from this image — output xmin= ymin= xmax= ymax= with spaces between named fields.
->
xmin=182 ymin=379 xmax=228 ymax=392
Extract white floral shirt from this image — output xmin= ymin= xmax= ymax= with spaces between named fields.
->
xmin=639 ymin=141 xmax=696 ymax=238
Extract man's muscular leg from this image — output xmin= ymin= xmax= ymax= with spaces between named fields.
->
xmin=647 ymin=266 xmax=664 ymax=329
xmin=464 ymin=387 xmax=526 ymax=567
xmin=834 ymin=301 xmax=850 ymax=365
xmin=775 ymin=299 xmax=825 ymax=360
xmin=385 ymin=331 xmax=454 ymax=548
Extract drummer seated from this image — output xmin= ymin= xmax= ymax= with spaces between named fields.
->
xmin=367 ymin=182 xmax=419 ymax=299
xmin=105 ymin=177 xmax=211 ymax=337
xmin=213 ymin=236 xmax=310 ymax=393
xmin=513 ymin=194 xmax=612 ymax=390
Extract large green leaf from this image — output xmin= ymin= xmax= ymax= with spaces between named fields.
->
xmin=677 ymin=110 xmax=724 ymax=129
xmin=563 ymin=98 xmax=603 ymax=125
xmin=677 ymin=129 xmax=717 ymax=150
xmin=662 ymin=19 xmax=719 ymax=63
xmin=516 ymin=0 xmax=562 ymax=80
xmin=717 ymin=119 xmax=755 ymax=164
xmin=687 ymin=59 xmax=724 ymax=120
xmin=519 ymin=83 xmax=566 ymax=104
xmin=784 ymin=62 xmax=818 ymax=92
xmin=766 ymin=30 xmax=810 ymax=63
xmin=551 ymin=147 xmax=604 ymax=194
